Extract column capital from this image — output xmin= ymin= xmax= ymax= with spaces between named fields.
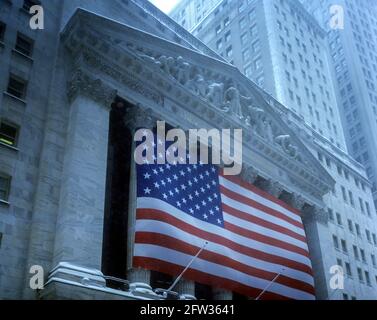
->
xmin=302 ymin=205 xmax=328 ymax=225
xmin=240 ymin=166 xmax=259 ymax=185
xmin=67 ymin=69 xmax=118 ymax=107
xmin=291 ymin=194 xmax=307 ymax=211
xmin=124 ymin=105 xmax=159 ymax=132
xmin=267 ymin=181 xmax=284 ymax=198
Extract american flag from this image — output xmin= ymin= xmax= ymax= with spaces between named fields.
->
xmin=133 ymin=137 xmax=315 ymax=300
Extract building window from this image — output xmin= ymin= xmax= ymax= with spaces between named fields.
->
xmin=336 ymin=212 xmax=342 ymax=225
xmin=0 ymin=120 xmax=19 ymax=147
xmin=7 ymin=74 xmax=27 ymax=99
xmin=345 ymin=262 xmax=352 ymax=277
xmin=332 ymin=235 xmax=339 ymax=249
xmin=23 ymin=0 xmax=40 ymax=11
xmin=365 ymin=271 xmax=371 ymax=286
xmin=0 ymin=173 xmax=11 ymax=202
xmin=15 ymin=33 xmax=34 ymax=57
xmin=254 ymin=58 xmax=262 ymax=70
xmin=341 ymin=239 xmax=347 ymax=253
xmin=357 ymin=268 xmax=363 ymax=282
xmin=0 ymin=21 xmax=5 ymax=42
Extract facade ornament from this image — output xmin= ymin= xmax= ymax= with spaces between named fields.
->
xmin=275 ymin=135 xmax=301 ymax=161
xmin=302 ymin=206 xmax=328 ymax=225
xmin=124 ymin=106 xmax=157 ymax=132
xmin=240 ymin=166 xmax=259 ymax=184
xmin=267 ymin=181 xmax=284 ymax=198
xmin=291 ymin=194 xmax=307 ymax=211
xmin=67 ymin=69 xmax=117 ymax=107
xmin=224 ymin=86 xmax=244 ymax=119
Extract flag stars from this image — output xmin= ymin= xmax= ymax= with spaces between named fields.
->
xmin=163 ymin=193 xmax=168 ymax=200
xmin=182 ymin=198 xmax=187 ymax=204
xmin=203 ymin=214 xmax=208 ymax=220
xmin=144 ymin=187 xmax=151 ymax=195
xmin=173 ymin=174 xmax=178 ymax=180
xmin=176 ymin=201 xmax=181 ymax=208
xmin=215 ymin=206 xmax=220 ymax=211
xmin=188 ymin=194 xmax=193 ymax=201
xmin=209 ymin=209 xmax=214 ymax=215
xmin=169 ymin=190 xmax=174 ymax=196
xmin=217 ymin=219 xmax=222 ymax=224
xmin=195 ymin=204 xmax=200 ymax=210
xmin=201 ymin=200 xmax=207 ymax=206
xmin=144 ymin=173 xmax=151 ymax=180
xmin=189 ymin=208 xmax=194 ymax=214
xmin=154 ymin=182 xmax=160 ymax=189
xmin=180 ymin=170 xmax=185 ymax=177
xmin=153 ymin=169 xmax=158 ymax=175
xmin=181 ymin=184 xmax=187 ymax=190
xmin=159 ymin=167 xmax=164 ymax=173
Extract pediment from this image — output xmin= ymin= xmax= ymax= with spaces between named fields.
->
xmin=61 ymin=9 xmax=334 ymax=203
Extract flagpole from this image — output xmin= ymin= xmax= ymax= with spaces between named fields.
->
xmin=168 ymin=241 xmax=208 ymax=292
xmin=255 ymin=268 xmax=285 ymax=300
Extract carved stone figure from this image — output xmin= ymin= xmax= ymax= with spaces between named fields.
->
xmin=275 ymin=135 xmax=300 ymax=160
xmin=176 ymin=56 xmax=191 ymax=85
xmin=224 ymin=87 xmax=243 ymax=119
xmin=206 ymin=82 xmax=225 ymax=109
xmin=186 ymin=74 xmax=207 ymax=97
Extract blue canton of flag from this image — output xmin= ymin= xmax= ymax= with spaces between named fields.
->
xmin=137 ymin=162 xmax=224 ymax=227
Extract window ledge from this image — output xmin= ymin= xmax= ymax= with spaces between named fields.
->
xmin=3 ymin=91 xmax=27 ymax=105
xmin=12 ymin=49 xmax=34 ymax=63
xmin=0 ymin=199 xmax=10 ymax=206
xmin=0 ymin=141 xmax=19 ymax=152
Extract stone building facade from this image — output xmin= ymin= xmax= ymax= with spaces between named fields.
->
xmin=0 ymin=0 xmax=373 ymax=300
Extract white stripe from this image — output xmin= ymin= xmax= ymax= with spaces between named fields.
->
xmin=137 ymin=197 xmax=312 ymax=267
xmin=223 ymin=212 xmax=308 ymax=251
xmin=135 ymin=219 xmax=314 ymax=286
xmin=220 ymin=176 xmax=302 ymax=223
xmin=134 ymin=244 xmax=315 ymax=300
xmin=221 ymin=193 xmax=305 ymax=236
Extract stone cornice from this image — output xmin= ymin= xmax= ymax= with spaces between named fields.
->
xmin=61 ymin=10 xmax=333 ymax=205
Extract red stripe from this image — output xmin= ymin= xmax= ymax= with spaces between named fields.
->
xmin=136 ymin=209 xmax=313 ymax=276
xmin=219 ymin=173 xmax=301 ymax=216
xmin=222 ymin=203 xmax=306 ymax=243
xmin=133 ymin=256 xmax=291 ymax=300
xmin=224 ymin=222 xmax=309 ymax=258
xmin=220 ymin=184 xmax=303 ymax=229
xmin=135 ymin=232 xmax=315 ymax=295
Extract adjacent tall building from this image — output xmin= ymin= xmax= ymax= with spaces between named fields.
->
xmin=171 ymin=0 xmax=377 ymax=299
xmin=300 ymin=0 xmax=377 ymax=221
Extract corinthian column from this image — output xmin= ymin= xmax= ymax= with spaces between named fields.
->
xmin=124 ymin=106 xmax=157 ymax=291
xmin=52 ymin=70 xmax=117 ymax=270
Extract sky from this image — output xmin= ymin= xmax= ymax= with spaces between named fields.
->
xmin=148 ymin=0 xmax=182 ymax=14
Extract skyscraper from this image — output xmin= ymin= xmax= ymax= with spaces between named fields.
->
xmin=300 ymin=0 xmax=377 ymax=215
xmin=171 ymin=0 xmax=377 ymax=299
